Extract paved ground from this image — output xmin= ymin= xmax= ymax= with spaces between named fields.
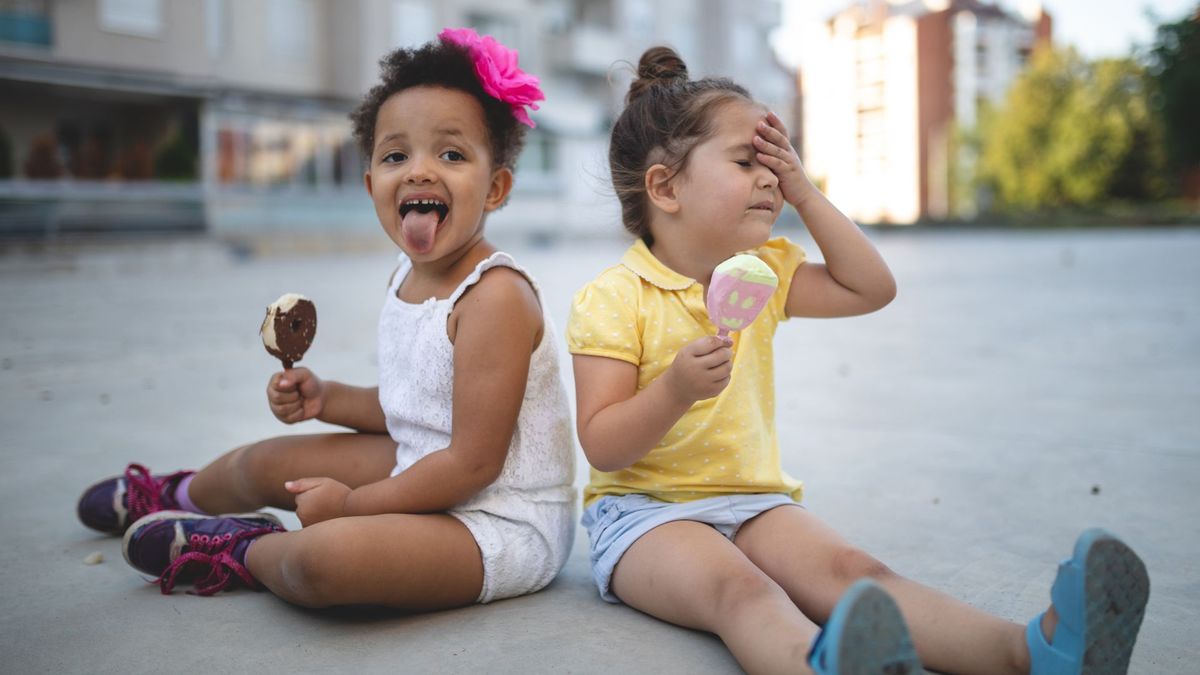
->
xmin=1 ymin=225 xmax=1197 ymax=674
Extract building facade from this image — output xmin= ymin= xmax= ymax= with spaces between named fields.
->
xmin=798 ymin=0 xmax=1050 ymax=224
xmin=0 ymin=0 xmax=791 ymax=238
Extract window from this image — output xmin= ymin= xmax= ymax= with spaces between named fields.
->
xmin=205 ymin=0 xmax=225 ymax=58
xmin=466 ymin=12 xmax=518 ymax=51
xmin=577 ymin=0 xmax=614 ymax=28
xmin=267 ymin=0 xmax=313 ymax=62
xmin=390 ymin=0 xmax=433 ymax=48
xmin=215 ymin=113 xmax=359 ymax=190
xmin=99 ymin=0 xmax=162 ymax=37
xmin=517 ymin=131 xmax=557 ymax=175
xmin=0 ymin=0 xmax=52 ymax=46
xmin=733 ymin=24 xmax=756 ymax=69
xmin=622 ymin=1 xmax=653 ymax=39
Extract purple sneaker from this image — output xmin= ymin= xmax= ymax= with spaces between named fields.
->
xmin=77 ymin=463 xmax=194 ymax=534
xmin=123 ymin=511 xmax=286 ymax=596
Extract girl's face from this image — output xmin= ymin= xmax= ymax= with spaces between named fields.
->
xmin=671 ymin=100 xmax=782 ymax=259
xmin=365 ymin=86 xmax=510 ymax=261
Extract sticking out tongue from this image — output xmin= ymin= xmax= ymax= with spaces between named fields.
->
xmin=402 ymin=209 xmax=439 ymax=254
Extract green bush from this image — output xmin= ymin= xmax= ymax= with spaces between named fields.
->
xmin=153 ymin=134 xmax=197 ymax=181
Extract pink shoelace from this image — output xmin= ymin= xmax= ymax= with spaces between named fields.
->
xmin=157 ymin=526 xmax=281 ymax=596
xmin=123 ymin=463 xmax=192 ymax=524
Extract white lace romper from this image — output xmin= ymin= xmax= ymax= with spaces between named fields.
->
xmin=378 ymin=251 xmax=577 ymax=603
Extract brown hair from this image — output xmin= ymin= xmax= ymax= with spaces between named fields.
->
xmin=609 ymin=46 xmax=752 ymax=245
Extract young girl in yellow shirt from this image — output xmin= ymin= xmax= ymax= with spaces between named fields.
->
xmin=567 ymin=46 xmax=1149 ymax=675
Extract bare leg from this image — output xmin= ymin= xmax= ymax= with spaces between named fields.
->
xmin=246 ymin=512 xmax=483 ymax=610
xmin=610 ymin=520 xmax=820 ymax=675
xmin=187 ymin=433 xmax=396 ymax=514
xmin=734 ymin=505 xmax=1035 ymax=675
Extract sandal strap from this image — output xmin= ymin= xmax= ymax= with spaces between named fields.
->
xmin=807 ymin=625 xmax=832 ymax=673
xmin=1050 ymin=555 xmax=1087 ymax=645
xmin=1026 ymin=612 xmax=1077 ymax=675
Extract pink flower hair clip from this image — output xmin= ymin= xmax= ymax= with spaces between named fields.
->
xmin=439 ymin=27 xmax=544 ymax=129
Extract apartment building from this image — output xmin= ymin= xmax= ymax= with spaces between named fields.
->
xmin=798 ymin=0 xmax=1050 ymax=224
xmin=0 ymin=0 xmax=790 ymax=237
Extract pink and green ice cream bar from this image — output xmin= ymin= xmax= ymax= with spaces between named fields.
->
xmin=706 ymin=254 xmax=779 ymax=339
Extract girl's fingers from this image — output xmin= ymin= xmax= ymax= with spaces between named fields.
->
xmin=757 ymin=118 xmax=789 ymax=145
xmin=755 ymin=136 xmax=795 ymax=168
xmin=752 ymin=134 xmax=780 ymax=157
xmin=757 ymin=152 xmax=789 ymax=172
xmin=284 ymin=477 xmax=322 ymax=493
xmin=698 ymin=345 xmax=732 ymax=363
xmin=766 ymin=110 xmax=790 ymax=135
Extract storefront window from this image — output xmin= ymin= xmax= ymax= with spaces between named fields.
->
xmin=214 ymin=113 xmax=361 ymax=191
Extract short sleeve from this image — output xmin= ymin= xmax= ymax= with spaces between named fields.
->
xmin=567 ymin=272 xmax=642 ymax=366
xmin=756 ymin=237 xmax=807 ymax=322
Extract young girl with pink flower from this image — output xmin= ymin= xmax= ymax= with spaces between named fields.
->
xmin=76 ymin=29 xmax=576 ymax=609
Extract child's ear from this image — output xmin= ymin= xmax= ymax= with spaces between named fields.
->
xmin=644 ymin=164 xmax=681 ymax=215
xmin=484 ymin=167 xmax=514 ymax=211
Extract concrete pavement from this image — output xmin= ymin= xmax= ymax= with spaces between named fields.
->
xmin=1 ymin=225 xmax=1197 ymax=673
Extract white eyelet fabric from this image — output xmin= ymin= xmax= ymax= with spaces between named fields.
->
xmin=378 ymin=251 xmax=576 ymax=602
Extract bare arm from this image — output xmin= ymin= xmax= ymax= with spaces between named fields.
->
xmin=574 ymin=336 xmax=732 ymax=472
xmin=317 ymin=382 xmax=387 ymax=433
xmin=753 ymin=111 xmax=897 ymax=318
xmin=343 ymin=268 xmax=541 ymax=515
xmin=783 ymin=188 xmax=897 ymax=318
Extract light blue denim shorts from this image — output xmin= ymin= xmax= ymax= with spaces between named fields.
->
xmin=581 ymin=492 xmax=800 ymax=603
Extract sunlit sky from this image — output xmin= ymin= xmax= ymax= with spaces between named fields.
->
xmin=774 ymin=0 xmax=1198 ymax=67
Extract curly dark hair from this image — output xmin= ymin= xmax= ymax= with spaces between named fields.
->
xmin=610 ymin=46 xmax=752 ymax=245
xmin=350 ymin=41 xmax=527 ymax=171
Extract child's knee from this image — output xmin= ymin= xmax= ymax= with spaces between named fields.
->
xmin=713 ymin=567 xmax=785 ymax=618
xmin=278 ymin=538 xmax=339 ymax=608
xmin=230 ymin=439 xmax=285 ymax=490
xmin=831 ymin=547 xmax=893 ymax=584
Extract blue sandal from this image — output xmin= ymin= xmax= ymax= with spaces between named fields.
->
xmin=808 ymin=579 xmax=922 ymax=675
xmin=1027 ymin=528 xmax=1150 ymax=674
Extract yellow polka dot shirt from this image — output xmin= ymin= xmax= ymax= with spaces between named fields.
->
xmin=568 ymin=237 xmax=807 ymax=507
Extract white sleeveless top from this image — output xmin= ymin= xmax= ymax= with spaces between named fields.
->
xmin=378 ymin=251 xmax=576 ymax=515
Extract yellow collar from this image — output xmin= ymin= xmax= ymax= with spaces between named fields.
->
xmin=620 ymin=239 xmax=696 ymax=291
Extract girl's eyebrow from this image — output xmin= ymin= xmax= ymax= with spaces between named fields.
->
xmin=377 ymin=131 xmax=406 ymax=146
xmin=375 ymin=129 xmax=466 ymax=150
xmin=434 ymin=127 xmax=468 ymax=141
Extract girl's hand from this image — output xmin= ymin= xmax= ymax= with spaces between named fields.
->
xmin=753 ymin=111 xmax=814 ymax=206
xmin=665 ymin=336 xmax=733 ymax=404
xmin=286 ymin=477 xmax=351 ymax=527
xmin=268 ymin=367 xmax=325 ymax=424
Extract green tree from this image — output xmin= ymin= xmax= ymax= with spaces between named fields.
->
xmin=977 ymin=47 xmax=1165 ymax=210
xmin=1148 ymin=8 xmax=1200 ymax=197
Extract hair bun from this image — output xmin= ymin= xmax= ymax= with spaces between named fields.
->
xmin=627 ymin=46 xmax=688 ymax=104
